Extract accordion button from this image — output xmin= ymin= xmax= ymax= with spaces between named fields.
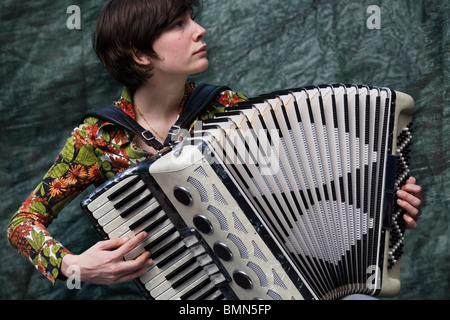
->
xmin=213 ymin=242 xmax=233 ymax=261
xmin=193 ymin=215 xmax=214 ymax=234
xmin=173 ymin=186 xmax=193 ymax=206
xmin=233 ymin=270 xmax=253 ymax=290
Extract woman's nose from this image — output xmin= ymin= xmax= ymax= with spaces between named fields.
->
xmin=193 ymin=21 xmax=206 ymax=41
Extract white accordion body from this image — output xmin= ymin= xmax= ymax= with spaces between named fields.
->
xmin=81 ymin=84 xmax=414 ymax=300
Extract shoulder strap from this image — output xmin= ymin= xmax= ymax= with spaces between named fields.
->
xmin=164 ymin=83 xmax=229 ymax=146
xmin=82 ymin=105 xmax=163 ymax=149
xmin=80 ymin=84 xmax=229 ymax=151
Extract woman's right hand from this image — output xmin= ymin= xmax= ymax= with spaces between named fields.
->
xmin=61 ymin=231 xmax=153 ymax=285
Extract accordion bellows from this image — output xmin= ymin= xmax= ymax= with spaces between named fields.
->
xmin=81 ymin=84 xmax=414 ymax=300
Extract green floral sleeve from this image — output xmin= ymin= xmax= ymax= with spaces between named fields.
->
xmin=7 ymin=117 xmax=138 ymax=283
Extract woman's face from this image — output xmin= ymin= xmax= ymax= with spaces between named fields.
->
xmin=150 ymin=12 xmax=209 ymax=78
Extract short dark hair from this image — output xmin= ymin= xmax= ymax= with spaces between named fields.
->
xmin=94 ymin=0 xmax=200 ymax=91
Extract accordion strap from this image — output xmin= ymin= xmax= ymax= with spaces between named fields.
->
xmin=80 ymin=83 xmax=228 ymax=151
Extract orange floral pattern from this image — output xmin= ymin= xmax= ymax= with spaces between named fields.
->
xmin=7 ymin=82 xmax=247 ymax=284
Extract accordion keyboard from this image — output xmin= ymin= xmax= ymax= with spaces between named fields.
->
xmin=84 ymin=174 xmax=228 ymax=300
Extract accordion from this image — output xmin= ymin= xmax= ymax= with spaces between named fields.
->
xmin=81 ymin=84 xmax=414 ymax=300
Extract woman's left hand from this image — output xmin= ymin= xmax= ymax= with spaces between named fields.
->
xmin=396 ymin=177 xmax=423 ymax=229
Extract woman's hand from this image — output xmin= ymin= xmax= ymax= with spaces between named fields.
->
xmin=397 ymin=177 xmax=423 ymax=229
xmin=61 ymin=231 xmax=153 ymax=285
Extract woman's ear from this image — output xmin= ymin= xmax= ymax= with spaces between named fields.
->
xmin=132 ymin=48 xmax=152 ymax=66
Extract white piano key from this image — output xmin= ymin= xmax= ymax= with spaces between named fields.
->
xmin=142 ymin=241 xmax=188 ymax=289
xmin=184 ymin=280 xmax=218 ymax=300
xmin=120 ymin=210 xmax=167 ymax=239
xmin=140 ymin=250 xmax=192 ymax=285
xmin=203 ymin=263 xmax=220 ymax=276
xmin=149 ymin=262 xmax=204 ymax=298
xmin=196 ymin=254 xmax=213 ymax=267
xmin=125 ymin=222 xmax=176 ymax=260
xmin=156 ymin=272 xmax=209 ymax=300
xmin=147 ymin=232 xmax=182 ymax=259
xmin=86 ymin=176 xmax=140 ymax=211
xmin=104 ymin=201 xmax=161 ymax=238
xmin=97 ymin=190 xmax=156 ymax=227
xmin=89 ymin=178 xmax=147 ymax=219
xmin=162 ymin=273 xmax=210 ymax=300
xmin=140 ymin=250 xmax=194 ymax=286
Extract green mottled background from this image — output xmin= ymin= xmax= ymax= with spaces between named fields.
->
xmin=0 ymin=0 xmax=448 ymax=300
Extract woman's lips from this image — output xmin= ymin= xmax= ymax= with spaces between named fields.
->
xmin=195 ymin=45 xmax=207 ymax=55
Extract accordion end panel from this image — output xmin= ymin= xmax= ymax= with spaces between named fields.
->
xmin=392 ymin=91 xmax=415 ymax=141
xmin=378 ymin=90 xmax=414 ymax=297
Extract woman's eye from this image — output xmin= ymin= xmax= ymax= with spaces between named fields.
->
xmin=173 ymin=16 xmax=189 ymax=29
xmin=173 ymin=12 xmax=195 ymax=29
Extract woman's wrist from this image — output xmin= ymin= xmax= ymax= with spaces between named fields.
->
xmin=60 ymin=253 xmax=77 ymax=279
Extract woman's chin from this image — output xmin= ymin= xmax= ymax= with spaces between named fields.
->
xmin=192 ymin=59 xmax=209 ymax=75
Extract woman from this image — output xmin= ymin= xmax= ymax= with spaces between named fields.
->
xmin=7 ymin=0 xmax=422 ymax=289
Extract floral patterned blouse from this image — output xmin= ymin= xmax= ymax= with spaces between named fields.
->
xmin=7 ymin=82 xmax=247 ymax=284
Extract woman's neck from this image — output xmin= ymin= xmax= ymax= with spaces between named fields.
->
xmin=131 ymin=76 xmax=189 ymax=154
xmin=133 ymin=77 xmax=187 ymax=119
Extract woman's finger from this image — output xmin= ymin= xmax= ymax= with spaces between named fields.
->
xmin=114 ymin=232 xmax=148 ymax=258
xmin=403 ymin=213 xmax=418 ymax=229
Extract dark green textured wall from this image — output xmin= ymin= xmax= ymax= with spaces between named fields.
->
xmin=0 ymin=0 xmax=448 ymax=300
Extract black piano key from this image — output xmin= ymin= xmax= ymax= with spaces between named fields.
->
xmin=144 ymin=227 xmax=177 ymax=252
xmin=120 ymin=193 xmax=155 ymax=218
xmin=180 ymin=278 xmax=212 ymax=300
xmin=141 ymin=215 xmax=168 ymax=233
xmin=157 ymin=246 xmax=188 ymax=268
xmin=151 ymin=237 xmax=183 ymax=260
xmin=194 ymin=286 xmax=221 ymax=300
xmin=128 ymin=206 xmax=162 ymax=230
xmin=165 ymin=257 xmax=197 ymax=281
xmin=114 ymin=185 xmax=147 ymax=210
xmin=213 ymin=293 xmax=225 ymax=300
xmin=107 ymin=176 xmax=141 ymax=201
xmin=171 ymin=266 xmax=204 ymax=289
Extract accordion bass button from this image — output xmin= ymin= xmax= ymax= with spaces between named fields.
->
xmin=233 ymin=270 xmax=253 ymax=290
xmin=173 ymin=186 xmax=193 ymax=206
xmin=213 ymin=242 xmax=233 ymax=261
xmin=193 ymin=215 xmax=214 ymax=234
